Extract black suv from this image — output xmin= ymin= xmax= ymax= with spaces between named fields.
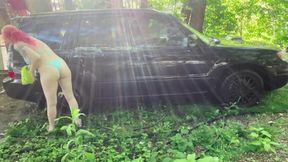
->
xmin=2 ymin=9 xmax=288 ymax=111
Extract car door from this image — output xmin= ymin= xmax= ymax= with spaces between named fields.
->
xmin=126 ymin=13 xmax=214 ymax=97
xmin=72 ymin=13 xmax=137 ymax=102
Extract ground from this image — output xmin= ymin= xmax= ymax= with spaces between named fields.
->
xmin=232 ymin=113 xmax=288 ymax=162
xmin=0 ymin=74 xmax=287 ymax=161
xmin=0 ymin=75 xmax=37 ymax=134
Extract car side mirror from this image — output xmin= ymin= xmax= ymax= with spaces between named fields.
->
xmin=188 ymin=34 xmax=198 ymax=47
xmin=209 ymin=37 xmax=221 ymax=45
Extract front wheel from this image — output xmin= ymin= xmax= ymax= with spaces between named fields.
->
xmin=219 ymin=70 xmax=264 ymax=107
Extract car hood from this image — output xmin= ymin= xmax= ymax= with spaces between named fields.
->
xmin=212 ymin=39 xmax=280 ymax=51
xmin=209 ymin=42 xmax=279 ymax=56
xmin=215 ymin=44 xmax=278 ymax=51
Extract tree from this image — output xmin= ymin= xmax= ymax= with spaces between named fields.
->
xmin=0 ymin=0 xmax=11 ymax=24
xmin=109 ymin=0 xmax=123 ymax=8
xmin=182 ymin=0 xmax=207 ymax=32
xmin=26 ymin=0 xmax=52 ymax=13
xmin=140 ymin=0 xmax=148 ymax=8
xmin=204 ymin=0 xmax=288 ymax=48
xmin=64 ymin=0 xmax=75 ymax=10
xmin=0 ymin=9 xmax=9 ymax=27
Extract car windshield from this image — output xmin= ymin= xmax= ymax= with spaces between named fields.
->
xmin=182 ymin=23 xmax=210 ymax=45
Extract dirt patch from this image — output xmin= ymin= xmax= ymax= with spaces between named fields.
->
xmin=0 ymin=75 xmax=37 ymax=134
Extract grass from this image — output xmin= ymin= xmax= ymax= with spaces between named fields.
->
xmin=0 ymin=85 xmax=287 ymax=162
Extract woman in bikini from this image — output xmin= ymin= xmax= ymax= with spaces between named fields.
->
xmin=1 ymin=25 xmax=81 ymax=131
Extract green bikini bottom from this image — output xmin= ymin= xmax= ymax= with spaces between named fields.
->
xmin=47 ymin=59 xmax=61 ymax=70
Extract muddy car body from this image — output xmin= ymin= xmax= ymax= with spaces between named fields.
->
xmin=2 ymin=9 xmax=288 ymax=111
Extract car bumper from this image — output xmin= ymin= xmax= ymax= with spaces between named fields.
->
xmin=268 ymin=63 xmax=288 ymax=89
xmin=269 ymin=75 xmax=288 ymax=89
xmin=2 ymin=77 xmax=44 ymax=103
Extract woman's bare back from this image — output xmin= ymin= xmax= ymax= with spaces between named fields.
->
xmin=15 ymin=39 xmax=71 ymax=79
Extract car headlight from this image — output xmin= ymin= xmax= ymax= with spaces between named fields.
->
xmin=277 ymin=50 xmax=287 ymax=61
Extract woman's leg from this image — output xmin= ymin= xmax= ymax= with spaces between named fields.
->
xmin=40 ymin=69 xmax=59 ymax=131
xmin=59 ymin=76 xmax=78 ymax=109
xmin=59 ymin=74 xmax=82 ymax=127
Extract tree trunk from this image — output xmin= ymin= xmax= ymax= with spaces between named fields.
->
xmin=26 ymin=0 xmax=52 ymax=13
xmin=109 ymin=0 xmax=123 ymax=8
xmin=0 ymin=0 xmax=11 ymax=21
xmin=140 ymin=0 xmax=148 ymax=8
xmin=0 ymin=9 xmax=10 ymax=27
xmin=182 ymin=0 xmax=206 ymax=32
xmin=64 ymin=0 xmax=75 ymax=10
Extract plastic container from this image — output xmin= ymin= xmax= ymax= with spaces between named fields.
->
xmin=21 ymin=65 xmax=34 ymax=85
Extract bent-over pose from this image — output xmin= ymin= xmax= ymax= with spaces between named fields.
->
xmin=1 ymin=25 xmax=81 ymax=131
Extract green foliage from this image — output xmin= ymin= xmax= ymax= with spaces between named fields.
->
xmin=56 ymin=109 xmax=96 ymax=162
xmin=1 ymin=85 xmax=288 ymax=161
xmin=1 ymin=2 xmax=287 ymax=161
xmin=148 ymin=0 xmax=186 ymax=20
xmin=173 ymin=153 xmax=219 ymax=162
xmin=170 ymin=130 xmax=193 ymax=152
xmin=0 ymin=110 xmax=286 ymax=161
xmin=242 ymin=85 xmax=288 ymax=114
xmin=0 ymin=115 xmax=69 ymax=162
xmin=64 ymin=0 xmax=288 ymax=48
xmin=204 ymin=0 xmax=288 ymax=48
xmin=55 ymin=107 xmax=85 ymax=136
xmin=4 ymin=118 xmax=46 ymax=137
xmin=244 ymin=126 xmax=280 ymax=153
xmin=148 ymin=0 xmax=287 ymax=48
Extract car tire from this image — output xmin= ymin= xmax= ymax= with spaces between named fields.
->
xmin=219 ymin=70 xmax=264 ymax=107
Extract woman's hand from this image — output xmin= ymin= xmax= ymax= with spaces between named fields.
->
xmin=28 ymin=65 xmax=36 ymax=82
xmin=30 ymin=71 xmax=36 ymax=83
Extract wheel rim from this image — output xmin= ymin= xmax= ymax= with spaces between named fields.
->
xmin=225 ymin=74 xmax=260 ymax=106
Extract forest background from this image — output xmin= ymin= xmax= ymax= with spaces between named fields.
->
xmin=1 ymin=0 xmax=287 ymax=49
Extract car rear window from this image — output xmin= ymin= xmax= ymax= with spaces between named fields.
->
xmin=19 ymin=17 xmax=78 ymax=50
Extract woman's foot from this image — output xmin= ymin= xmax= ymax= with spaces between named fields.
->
xmin=48 ymin=125 xmax=55 ymax=132
xmin=74 ymin=118 xmax=82 ymax=128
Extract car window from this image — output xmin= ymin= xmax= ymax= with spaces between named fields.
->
xmin=76 ymin=15 xmax=131 ymax=50
xmin=19 ymin=18 xmax=77 ymax=50
xmin=127 ymin=15 xmax=188 ymax=48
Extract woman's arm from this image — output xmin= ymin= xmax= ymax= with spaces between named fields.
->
xmin=14 ymin=44 xmax=41 ymax=76
xmin=21 ymin=46 xmax=40 ymax=73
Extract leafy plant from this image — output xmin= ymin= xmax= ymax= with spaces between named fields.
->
xmin=204 ymin=0 xmax=288 ymax=48
xmin=1 ymin=86 xmax=287 ymax=162
xmin=56 ymin=108 xmax=96 ymax=162
xmin=56 ymin=107 xmax=85 ymax=136
xmin=172 ymin=153 xmax=219 ymax=162
xmin=170 ymin=127 xmax=194 ymax=152
xmin=245 ymin=126 xmax=280 ymax=153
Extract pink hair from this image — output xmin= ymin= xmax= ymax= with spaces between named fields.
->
xmin=1 ymin=25 xmax=37 ymax=46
